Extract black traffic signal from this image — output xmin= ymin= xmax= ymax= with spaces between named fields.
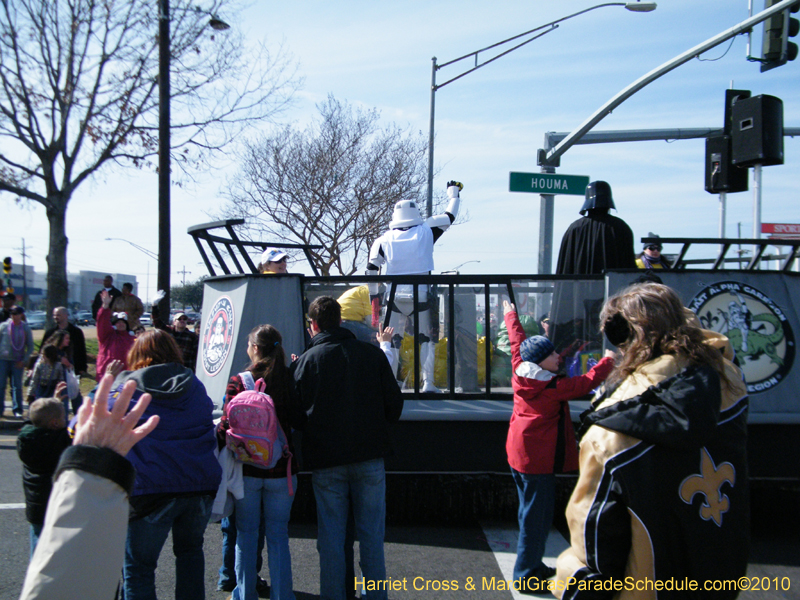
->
xmin=761 ymin=0 xmax=800 ymax=72
xmin=2 ymin=257 xmax=11 ymax=275
xmin=706 ymin=136 xmax=749 ymax=194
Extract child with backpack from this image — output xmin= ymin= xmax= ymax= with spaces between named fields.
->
xmin=502 ymin=300 xmax=615 ymax=594
xmin=219 ymin=324 xmax=304 ymax=600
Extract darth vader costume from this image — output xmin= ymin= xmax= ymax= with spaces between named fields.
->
xmin=556 ymin=181 xmax=636 ymax=275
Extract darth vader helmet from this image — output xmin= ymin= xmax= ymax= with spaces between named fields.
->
xmin=580 ymin=181 xmax=615 ymax=215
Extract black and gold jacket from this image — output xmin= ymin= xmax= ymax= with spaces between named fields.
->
xmin=556 ymin=348 xmax=749 ymax=600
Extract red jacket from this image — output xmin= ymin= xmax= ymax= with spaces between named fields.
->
xmin=505 ymin=311 xmax=614 ymax=474
xmin=96 ymin=307 xmax=135 ymax=378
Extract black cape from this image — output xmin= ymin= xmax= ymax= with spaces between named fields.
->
xmin=556 ymin=211 xmax=636 ymax=275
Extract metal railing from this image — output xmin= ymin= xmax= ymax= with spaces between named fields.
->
xmin=644 ymin=237 xmax=800 ymax=271
xmin=187 ymin=219 xmax=323 ymax=276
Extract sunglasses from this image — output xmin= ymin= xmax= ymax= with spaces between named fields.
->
xmin=177 ymin=317 xmax=188 ymax=321
xmin=645 ymin=246 xmax=661 ymax=251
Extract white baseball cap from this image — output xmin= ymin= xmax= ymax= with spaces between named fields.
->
xmin=261 ymin=248 xmax=288 ymax=264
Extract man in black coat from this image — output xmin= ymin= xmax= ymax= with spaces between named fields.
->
xmin=91 ymin=275 xmax=122 ymax=319
xmin=291 ymin=296 xmax=403 ymax=600
xmin=556 ymin=181 xmax=636 ymax=275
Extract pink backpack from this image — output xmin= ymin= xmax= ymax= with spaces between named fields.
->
xmin=225 ymin=372 xmax=294 ymax=495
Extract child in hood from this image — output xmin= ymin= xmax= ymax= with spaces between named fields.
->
xmin=502 ymin=300 xmax=615 ymax=594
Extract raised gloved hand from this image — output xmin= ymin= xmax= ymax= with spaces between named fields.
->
xmin=446 ymin=180 xmax=463 ymax=199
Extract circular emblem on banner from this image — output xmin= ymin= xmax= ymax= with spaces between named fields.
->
xmin=202 ymin=295 xmax=235 ymax=377
xmin=688 ymin=281 xmax=795 ymax=394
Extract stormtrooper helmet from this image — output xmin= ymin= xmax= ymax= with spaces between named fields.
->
xmin=389 ymin=200 xmax=423 ymax=229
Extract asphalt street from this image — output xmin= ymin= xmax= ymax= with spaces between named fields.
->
xmin=1 ymin=431 xmax=798 ymax=600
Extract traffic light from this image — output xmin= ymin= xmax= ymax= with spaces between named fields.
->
xmin=761 ymin=0 xmax=800 ymax=72
xmin=706 ymin=136 xmax=749 ymax=194
xmin=2 ymin=257 xmax=11 ymax=275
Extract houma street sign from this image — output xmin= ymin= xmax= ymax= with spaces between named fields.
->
xmin=509 ymin=172 xmax=589 ymax=196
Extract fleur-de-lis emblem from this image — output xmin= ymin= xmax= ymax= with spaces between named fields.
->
xmin=679 ymin=447 xmax=736 ymax=527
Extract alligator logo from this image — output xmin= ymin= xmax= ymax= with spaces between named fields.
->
xmin=679 ymin=447 xmax=736 ymax=527
xmin=689 ymin=281 xmax=794 ymax=394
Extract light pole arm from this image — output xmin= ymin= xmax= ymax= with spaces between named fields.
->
xmin=426 ymin=2 xmax=650 ymax=215
xmin=105 ymin=238 xmax=159 ymax=261
xmin=434 ymin=2 xmax=642 ymax=91
xmin=540 ymin=0 xmax=796 ymax=166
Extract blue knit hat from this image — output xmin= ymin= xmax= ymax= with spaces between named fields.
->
xmin=520 ymin=335 xmax=555 ymax=365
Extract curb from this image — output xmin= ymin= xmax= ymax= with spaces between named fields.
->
xmin=0 ymin=417 xmax=24 ymax=432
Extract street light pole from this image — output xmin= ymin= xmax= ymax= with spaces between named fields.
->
xmin=426 ymin=2 xmax=657 ymax=218
xmin=156 ymin=3 xmax=229 ymax=315
xmin=426 ymin=56 xmax=437 ymax=218
xmin=157 ymin=0 xmax=171 ymax=319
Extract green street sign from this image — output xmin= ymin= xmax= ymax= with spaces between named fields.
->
xmin=509 ymin=172 xmax=590 ymax=196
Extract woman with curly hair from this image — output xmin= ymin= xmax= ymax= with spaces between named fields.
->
xmin=555 ymin=283 xmax=749 ymax=600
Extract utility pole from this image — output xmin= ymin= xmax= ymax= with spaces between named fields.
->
xmin=15 ymin=239 xmax=30 ymax=310
xmin=178 ymin=266 xmax=191 ymax=286
xmin=177 ymin=266 xmax=191 ymax=310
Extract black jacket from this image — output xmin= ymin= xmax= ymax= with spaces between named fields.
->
xmin=91 ymin=286 xmax=122 ymax=319
xmin=290 ymin=326 xmax=403 ymax=470
xmin=17 ymin=424 xmax=72 ymax=524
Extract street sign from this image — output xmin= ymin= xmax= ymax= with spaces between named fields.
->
xmin=509 ymin=172 xmax=589 ymax=196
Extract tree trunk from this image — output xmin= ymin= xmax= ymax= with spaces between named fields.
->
xmin=45 ymin=198 xmax=70 ymax=322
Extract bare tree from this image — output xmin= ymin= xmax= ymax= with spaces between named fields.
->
xmin=220 ymin=95 xmax=438 ymax=276
xmin=0 ymin=0 xmax=301 ymax=313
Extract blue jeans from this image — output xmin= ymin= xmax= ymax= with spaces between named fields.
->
xmin=312 ymin=459 xmax=387 ymax=600
xmin=233 ymin=475 xmax=297 ymax=600
xmin=511 ymin=469 xmax=556 ymax=583
xmin=124 ymin=495 xmax=213 ymax=600
xmin=0 ymin=359 xmax=24 ymax=414
xmin=30 ymin=522 xmax=43 ymax=559
xmin=218 ymin=510 xmax=265 ymax=590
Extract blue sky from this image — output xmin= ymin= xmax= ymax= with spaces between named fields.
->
xmin=4 ymin=0 xmax=799 ymax=302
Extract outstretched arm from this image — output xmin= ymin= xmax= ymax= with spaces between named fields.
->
xmin=74 ymin=375 xmax=160 ymax=455
xmin=425 ymin=180 xmax=462 ymax=231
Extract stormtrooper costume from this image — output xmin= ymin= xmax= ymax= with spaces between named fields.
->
xmin=366 ymin=181 xmax=462 ymax=392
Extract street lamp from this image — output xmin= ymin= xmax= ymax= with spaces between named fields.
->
xmin=426 ymin=2 xmax=657 ymax=217
xmin=442 ymin=260 xmax=481 ymax=274
xmin=157 ymin=2 xmax=229 ymax=318
xmin=105 ymin=238 xmax=158 ymax=260
xmin=106 ymin=238 xmax=158 ymax=304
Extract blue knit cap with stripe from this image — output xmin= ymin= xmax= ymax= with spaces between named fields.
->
xmin=520 ymin=335 xmax=555 ymax=365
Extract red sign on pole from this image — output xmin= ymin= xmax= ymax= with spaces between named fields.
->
xmin=762 ymin=223 xmax=800 ymax=239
